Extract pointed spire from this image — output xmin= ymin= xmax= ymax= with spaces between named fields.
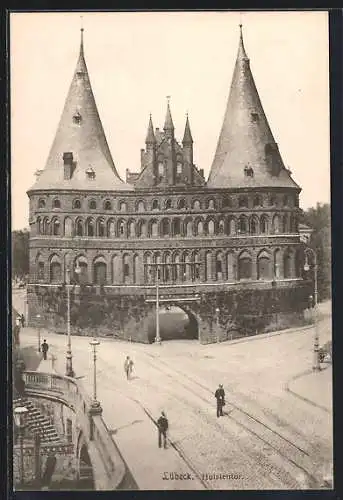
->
xmin=238 ymin=23 xmax=248 ymax=61
xmin=76 ymin=21 xmax=87 ymax=74
xmin=146 ymin=114 xmax=156 ymax=144
xmin=30 ymin=27 xmax=129 ymax=191
xmin=182 ymin=113 xmax=193 ymax=144
xmin=207 ymin=26 xmax=299 ymax=190
xmin=164 ymin=96 xmax=174 ymax=132
xmin=80 ymin=17 xmax=84 ymax=56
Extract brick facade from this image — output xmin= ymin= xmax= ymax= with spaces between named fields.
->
xmin=27 ymin=28 xmax=310 ymax=343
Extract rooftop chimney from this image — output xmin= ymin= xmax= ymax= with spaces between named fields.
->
xmin=63 ymin=152 xmax=74 ymax=180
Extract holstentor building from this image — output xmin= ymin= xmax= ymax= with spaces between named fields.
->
xmin=27 ymin=26 xmax=311 ymax=343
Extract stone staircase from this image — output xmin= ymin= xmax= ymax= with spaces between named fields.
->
xmin=13 ymin=397 xmax=62 ymax=444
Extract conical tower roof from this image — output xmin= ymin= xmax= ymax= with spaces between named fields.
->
xmin=182 ymin=114 xmax=193 ymax=143
xmin=207 ymin=26 xmax=299 ymax=190
xmin=146 ymin=114 xmax=156 ymax=144
xmin=164 ymin=98 xmax=174 ymax=132
xmin=30 ymin=29 xmax=131 ymax=192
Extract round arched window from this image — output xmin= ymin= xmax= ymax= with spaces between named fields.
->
xmin=89 ymin=200 xmax=97 ymax=210
xmin=73 ymin=199 xmax=81 ymax=209
xmin=104 ymin=200 xmax=112 ymax=211
xmin=38 ymin=199 xmax=46 ymax=209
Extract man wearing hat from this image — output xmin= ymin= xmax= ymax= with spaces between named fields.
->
xmin=157 ymin=411 xmax=169 ymax=449
xmin=214 ymin=384 xmax=225 ymax=417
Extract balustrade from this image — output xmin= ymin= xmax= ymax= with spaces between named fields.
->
xmin=21 ymin=371 xmax=126 ymax=489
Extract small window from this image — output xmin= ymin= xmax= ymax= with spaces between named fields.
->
xmin=158 ymin=163 xmax=164 ymax=176
xmin=253 ymin=195 xmax=262 ymax=207
xmin=251 ymin=112 xmax=259 ymax=122
xmin=72 ymin=111 xmax=82 ymax=125
xmin=38 ymin=199 xmax=45 ymax=209
xmin=119 ymin=202 xmax=127 ymax=212
xmin=177 ymin=163 xmax=182 ymax=174
xmin=119 ymin=222 xmax=125 ymax=235
xmin=208 ymin=199 xmax=215 ymax=209
xmin=104 ymin=200 xmax=112 ymax=211
xmin=73 ymin=199 xmax=81 ymax=209
xmin=86 ymin=167 xmax=96 ymax=180
xmin=244 ymin=165 xmax=254 ymax=177
xmin=165 ymin=199 xmax=172 ymax=210
xmin=38 ymin=262 xmax=45 ymax=280
xmin=124 ymin=263 xmax=129 ymax=277
xmin=238 ymin=196 xmax=248 ymax=208
xmin=222 ymin=197 xmax=231 ymax=208
xmin=137 ymin=201 xmax=145 ymax=212
xmin=152 ymin=199 xmax=159 ymax=210
xmin=178 ymin=199 xmax=186 ymax=210
xmin=269 ymin=196 xmax=277 ymax=206
xmin=89 ymin=200 xmax=96 ymax=210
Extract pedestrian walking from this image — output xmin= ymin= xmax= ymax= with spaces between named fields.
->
xmin=124 ymin=356 xmax=133 ymax=380
xmin=157 ymin=411 xmax=169 ymax=449
xmin=41 ymin=339 xmax=49 ymax=360
xmin=129 ymin=358 xmax=134 ymax=378
xmin=20 ymin=314 xmax=25 ymax=327
xmin=215 ymin=384 xmax=225 ymax=417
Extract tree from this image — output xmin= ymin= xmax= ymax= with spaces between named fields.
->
xmin=300 ymin=203 xmax=331 ymax=302
xmin=12 ymin=229 xmax=29 ymax=279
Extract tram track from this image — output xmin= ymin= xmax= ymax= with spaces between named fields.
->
xmin=131 ymin=349 xmax=320 ymax=487
xmin=95 ymin=350 xmax=318 ymax=489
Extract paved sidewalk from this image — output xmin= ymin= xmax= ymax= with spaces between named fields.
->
xmin=35 ymin=356 xmax=205 ymax=490
xmin=286 ymin=365 xmax=332 ymax=413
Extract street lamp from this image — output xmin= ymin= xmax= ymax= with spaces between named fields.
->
xmin=215 ymin=307 xmax=220 ymax=343
xmin=14 ymin=406 xmax=28 ymax=486
xmin=36 ymin=314 xmax=41 ymax=352
xmin=89 ymin=338 xmax=101 ymax=410
xmin=303 ymin=248 xmax=320 ymax=371
xmin=155 ymin=266 xmax=161 ymax=344
xmin=65 ymin=261 xmax=81 ymax=378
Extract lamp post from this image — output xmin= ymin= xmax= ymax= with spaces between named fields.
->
xmin=155 ymin=266 xmax=161 ymax=344
xmin=215 ymin=307 xmax=220 ymax=343
xmin=65 ymin=262 xmax=81 ymax=378
xmin=89 ymin=338 xmax=101 ymax=410
xmin=303 ymin=247 xmax=320 ymax=371
xmin=14 ymin=406 xmax=28 ymax=486
xmin=36 ymin=314 xmax=41 ymax=352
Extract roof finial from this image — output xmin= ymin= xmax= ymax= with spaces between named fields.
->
xmin=80 ymin=16 xmax=84 ymax=55
xmin=166 ymin=95 xmax=171 ymax=105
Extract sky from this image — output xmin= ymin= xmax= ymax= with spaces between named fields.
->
xmin=10 ymin=11 xmax=330 ymax=230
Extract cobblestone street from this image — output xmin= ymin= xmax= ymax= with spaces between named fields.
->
xmin=13 ymin=291 xmax=333 ymax=490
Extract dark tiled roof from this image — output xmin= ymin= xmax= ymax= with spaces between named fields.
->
xmin=28 ymin=33 xmax=132 ymax=193
xmin=207 ymin=27 xmax=300 ymax=191
xmin=182 ymin=115 xmax=193 ymax=144
xmin=145 ymin=115 xmax=156 ymax=144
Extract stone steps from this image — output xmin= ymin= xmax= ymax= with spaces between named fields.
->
xmin=13 ymin=397 xmax=62 ymax=444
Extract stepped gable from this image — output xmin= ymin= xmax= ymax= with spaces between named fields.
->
xmin=207 ymin=25 xmax=300 ymax=191
xmin=29 ymin=28 xmax=131 ymax=192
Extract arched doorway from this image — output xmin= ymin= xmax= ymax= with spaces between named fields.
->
xmin=147 ymin=305 xmax=199 ymax=343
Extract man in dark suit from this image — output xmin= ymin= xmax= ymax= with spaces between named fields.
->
xmin=215 ymin=384 xmax=225 ymax=417
xmin=157 ymin=411 xmax=169 ymax=449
